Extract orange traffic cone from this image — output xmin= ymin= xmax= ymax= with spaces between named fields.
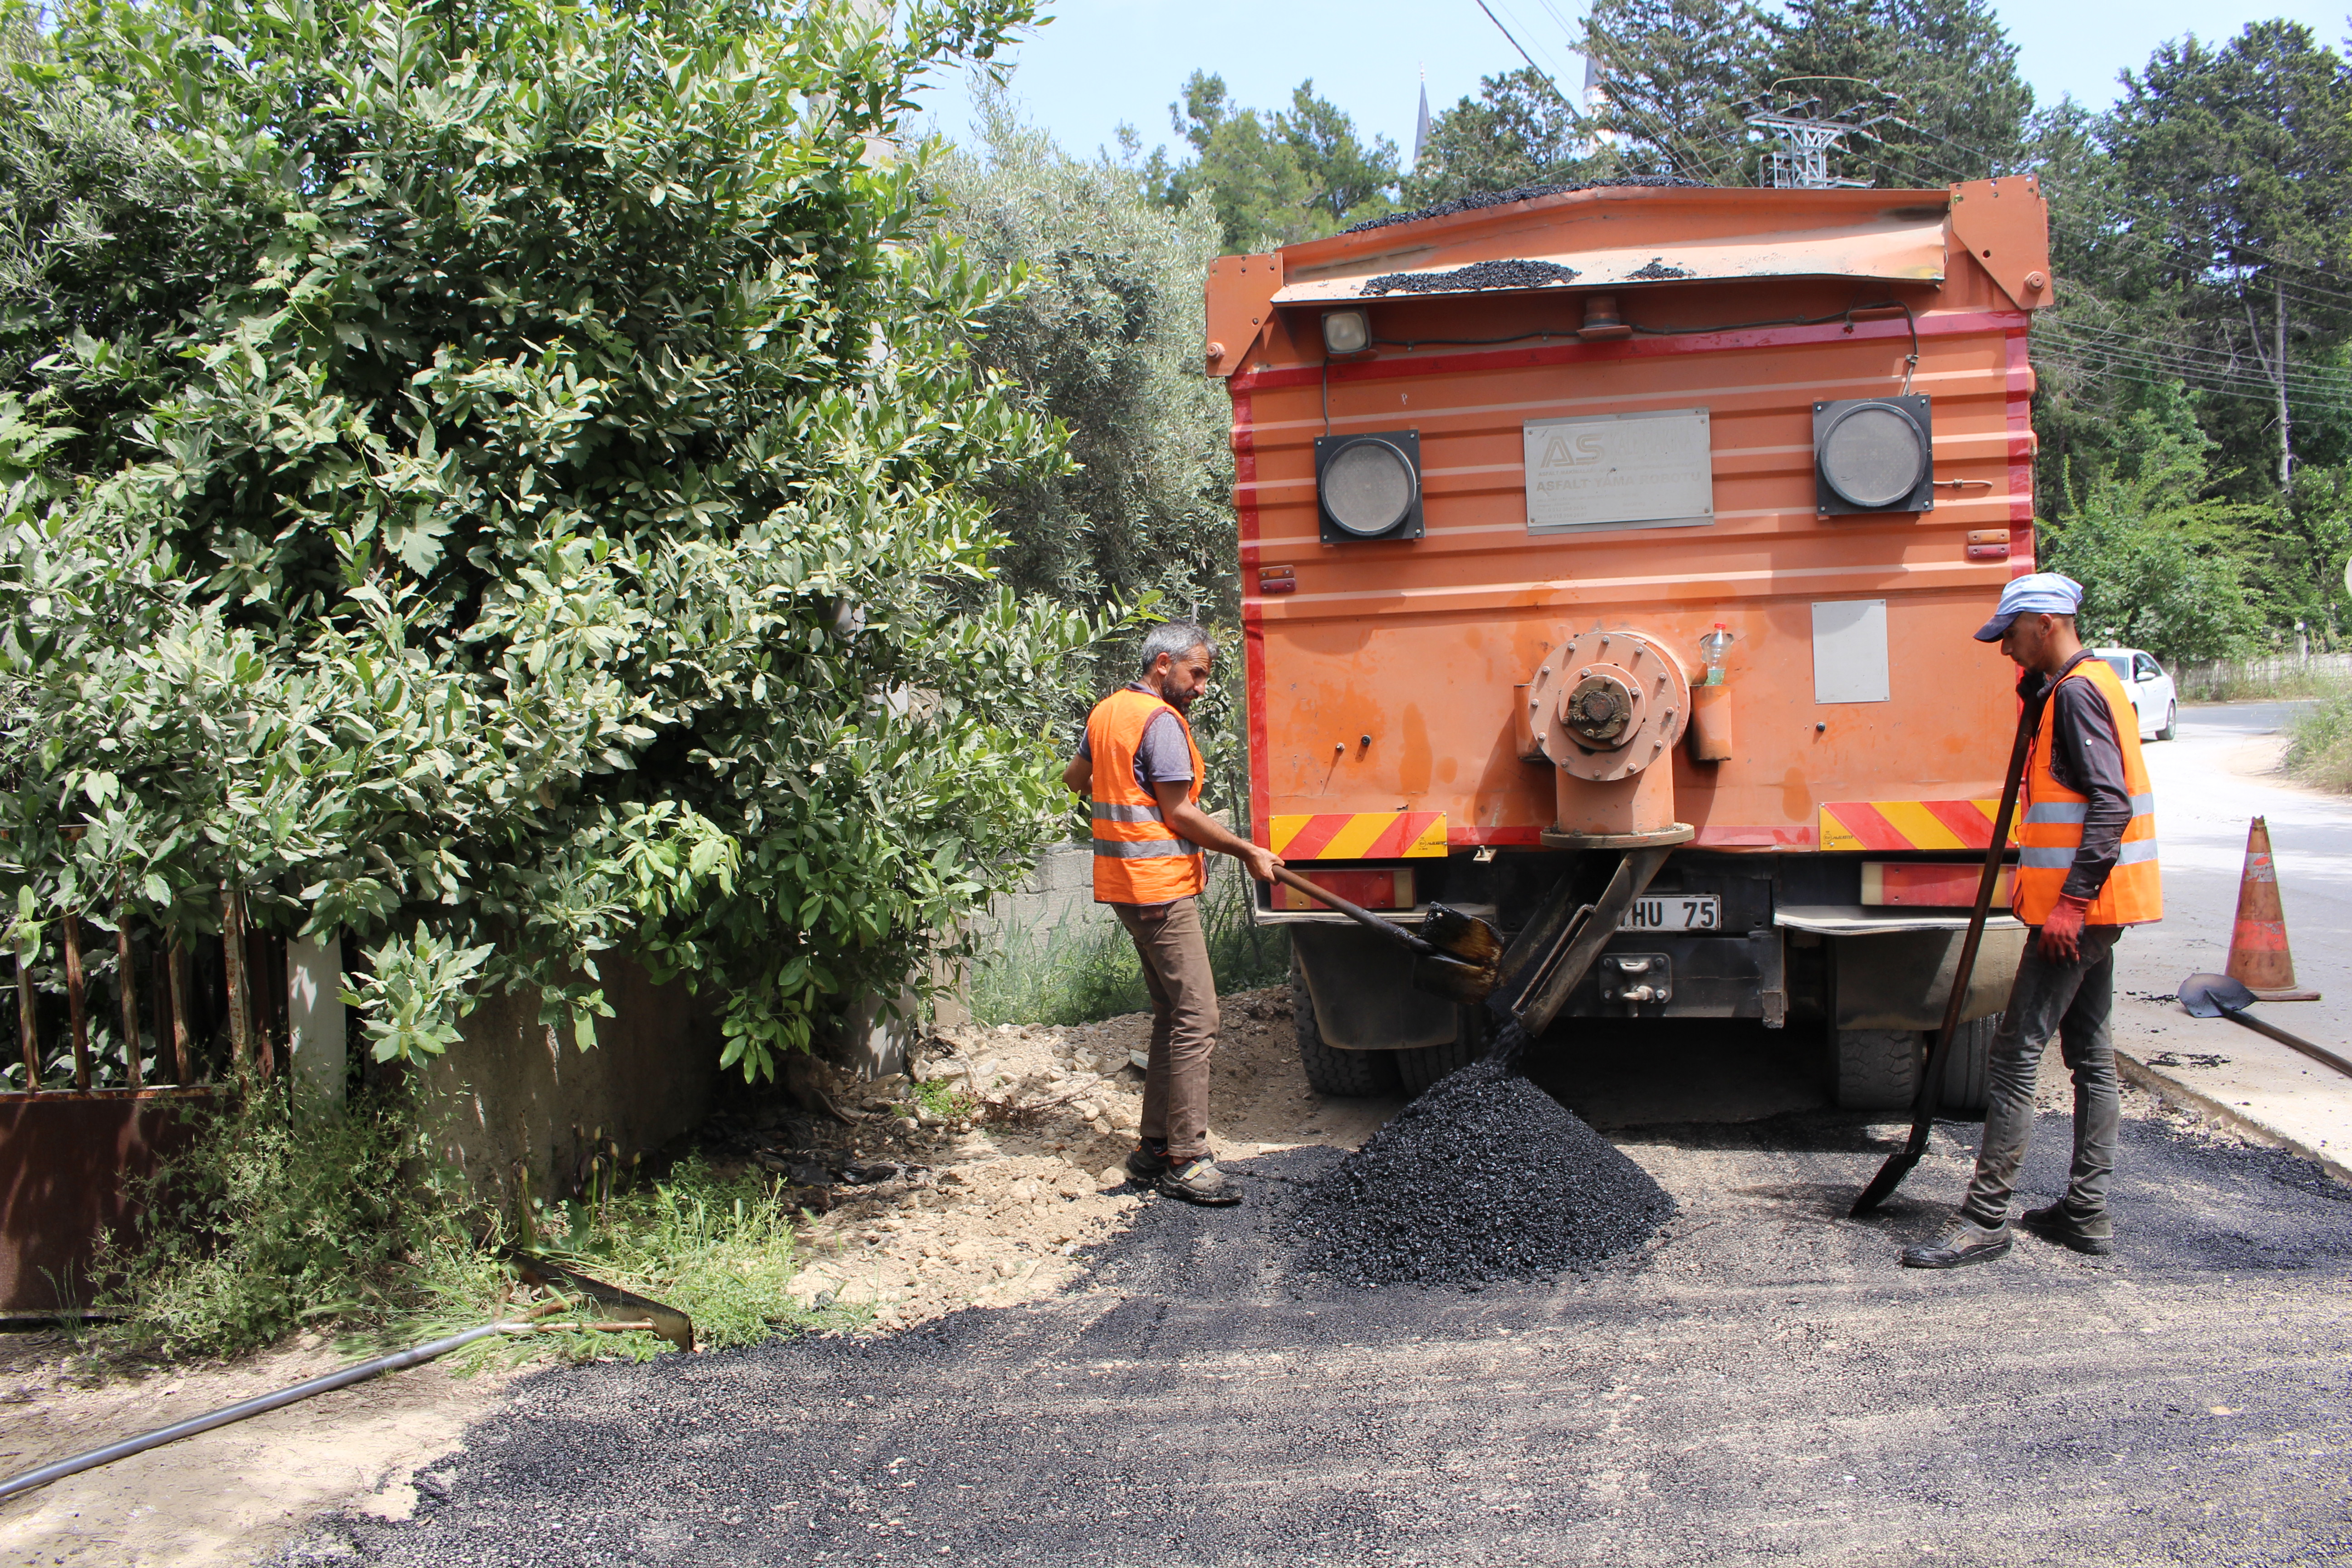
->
xmin=2225 ymin=816 xmax=2321 ymax=1001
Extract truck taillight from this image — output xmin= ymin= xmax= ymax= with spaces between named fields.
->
xmin=1814 ymin=396 xmax=1935 ymax=515
xmin=1315 ymin=430 xmax=1424 ymax=542
xmin=1273 ymin=868 xmax=1413 ymax=912
xmin=1862 ymin=861 xmax=2013 ymax=906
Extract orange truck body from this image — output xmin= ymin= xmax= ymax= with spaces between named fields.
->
xmin=1208 ymin=179 xmax=2053 ymax=1086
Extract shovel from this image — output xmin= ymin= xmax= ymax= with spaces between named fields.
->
xmin=2178 ymin=972 xmax=2352 ymax=1080
xmin=1270 ymin=865 xmax=1503 ymax=1006
xmin=1851 ymin=687 xmax=2046 ymax=1216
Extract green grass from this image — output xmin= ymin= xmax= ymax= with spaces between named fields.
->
xmin=2177 ymin=666 xmax=2352 ymax=704
xmin=2286 ymin=688 xmax=2352 ymax=794
xmin=968 ymin=869 xmax=1290 ymax=1027
xmin=100 ymin=1084 xmax=858 ymax=1364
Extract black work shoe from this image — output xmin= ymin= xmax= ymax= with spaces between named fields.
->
xmin=1124 ymin=1141 xmax=1170 ymax=1183
xmin=1900 ymin=1215 xmax=2013 ymax=1269
xmin=2020 ymin=1202 xmax=2115 ymax=1256
xmin=1156 ymin=1156 xmax=1243 ymax=1206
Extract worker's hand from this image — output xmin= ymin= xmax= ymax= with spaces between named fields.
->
xmin=2038 ymin=893 xmax=2091 ymax=962
xmin=1239 ymin=843 xmax=1284 ymax=885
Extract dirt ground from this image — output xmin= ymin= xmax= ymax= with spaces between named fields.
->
xmin=0 ymin=1334 xmax=517 ymax=1568
xmin=0 ymin=982 xmax=1367 ymax=1567
xmin=779 ymin=981 xmax=1395 ymax=1329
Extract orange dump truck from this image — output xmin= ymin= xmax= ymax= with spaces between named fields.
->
xmin=1206 ymin=177 xmax=2053 ymax=1110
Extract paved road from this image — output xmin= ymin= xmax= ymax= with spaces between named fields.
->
xmin=299 ymin=1097 xmax=2352 ymax=1566
xmin=2114 ymin=702 xmax=2352 ymax=1174
xmin=284 ymin=701 xmax=2352 ymax=1568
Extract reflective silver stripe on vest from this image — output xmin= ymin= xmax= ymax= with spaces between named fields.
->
xmin=2018 ymin=837 xmax=2160 ymax=870
xmin=2022 ymin=793 xmax=2157 ymax=825
xmin=1091 ymin=801 xmax=1166 ymax=823
xmin=1092 ymin=837 xmax=1202 ymax=858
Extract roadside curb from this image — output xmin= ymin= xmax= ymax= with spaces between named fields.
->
xmin=2116 ymin=1049 xmax=2352 ymax=1186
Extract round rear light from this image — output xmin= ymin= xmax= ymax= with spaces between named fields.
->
xmin=1321 ymin=437 xmax=1418 ymax=537
xmin=1818 ymin=401 xmax=1929 ymax=510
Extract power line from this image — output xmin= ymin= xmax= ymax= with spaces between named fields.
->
xmin=1472 ymin=0 xmax=1569 ymax=107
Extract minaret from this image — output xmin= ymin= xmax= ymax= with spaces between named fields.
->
xmin=1413 ymin=69 xmax=1431 ymax=167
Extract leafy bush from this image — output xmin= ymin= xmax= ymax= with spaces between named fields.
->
xmin=0 ymin=0 xmax=1127 ymax=1080
xmin=2286 ymin=687 xmax=2352 ymax=793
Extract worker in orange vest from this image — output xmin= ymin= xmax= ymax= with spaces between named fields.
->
xmin=1905 ymin=573 xmax=2162 ymax=1269
xmin=1063 ymin=620 xmax=1282 ymax=1206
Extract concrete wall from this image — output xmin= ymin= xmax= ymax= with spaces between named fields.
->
xmin=417 ymin=956 xmax=723 ymax=1210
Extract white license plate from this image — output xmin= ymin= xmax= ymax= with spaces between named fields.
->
xmin=1619 ymin=895 xmax=1721 ymax=932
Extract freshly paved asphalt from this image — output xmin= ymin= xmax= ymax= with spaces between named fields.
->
xmin=296 ymin=1106 xmax=2352 ymax=1566
xmin=288 ymin=701 xmax=2352 ymax=1567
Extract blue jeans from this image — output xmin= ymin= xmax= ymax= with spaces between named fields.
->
xmin=1962 ymin=925 xmax=2122 ymax=1226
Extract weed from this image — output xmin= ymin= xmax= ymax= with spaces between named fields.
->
xmin=912 ymin=1077 xmax=977 ymax=1120
xmin=101 ymin=1082 xmax=432 ymax=1358
xmin=100 ymin=1081 xmax=844 ymax=1363
xmin=968 ymin=867 xmax=1289 ymax=1026
xmin=2286 ymin=689 xmax=2352 ymax=794
xmin=2177 ymin=665 xmax=2352 ymax=703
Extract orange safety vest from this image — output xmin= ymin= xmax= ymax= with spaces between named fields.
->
xmin=2012 ymin=657 xmax=2162 ymax=927
xmin=1086 ymin=687 xmax=1209 ymax=905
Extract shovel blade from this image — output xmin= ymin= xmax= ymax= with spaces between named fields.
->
xmin=1410 ymin=951 xmax=1500 ymax=1007
xmin=2179 ymin=971 xmax=2255 ymax=1019
xmin=1421 ymin=903 xmax=1504 ymax=968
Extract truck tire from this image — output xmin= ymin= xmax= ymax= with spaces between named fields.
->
xmin=1293 ymin=961 xmax=1399 ymax=1098
xmin=1395 ymin=1025 xmax=1484 ymax=1097
xmin=1937 ymin=1013 xmax=2000 ymax=1119
xmin=1833 ymin=1027 xmax=1920 ymax=1112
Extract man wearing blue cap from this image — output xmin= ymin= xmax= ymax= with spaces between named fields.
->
xmin=1902 ymin=573 xmax=2163 ymax=1269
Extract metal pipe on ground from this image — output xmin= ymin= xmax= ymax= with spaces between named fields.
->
xmin=0 ymin=1300 xmax=568 ymax=1504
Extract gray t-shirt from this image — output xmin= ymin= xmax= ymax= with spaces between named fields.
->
xmin=1077 ymin=685 xmax=1195 ymax=800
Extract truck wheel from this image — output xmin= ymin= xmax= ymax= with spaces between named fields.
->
xmin=1395 ymin=1034 xmax=1482 ymax=1097
xmin=1937 ymin=1013 xmax=1999 ymax=1119
xmin=1833 ymin=1027 xmax=1921 ymax=1112
xmin=1293 ymin=960 xmax=1399 ymax=1098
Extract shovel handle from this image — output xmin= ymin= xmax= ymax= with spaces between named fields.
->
xmin=2218 ymin=1010 xmax=2352 ymax=1081
xmin=1270 ymin=867 xmax=1436 ymax=959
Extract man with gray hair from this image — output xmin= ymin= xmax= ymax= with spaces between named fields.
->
xmin=1063 ymin=620 xmax=1281 ymax=1205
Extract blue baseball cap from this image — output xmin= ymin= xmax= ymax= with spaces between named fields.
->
xmin=1973 ymin=572 xmax=2083 ymax=642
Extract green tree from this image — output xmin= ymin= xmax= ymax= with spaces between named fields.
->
xmin=933 ymin=87 xmax=1235 ymax=661
xmin=1140 ymin=71 xmax=1398 ymax=246
xmin=1581 ymin=0 xmax=1768 ymax=183
xmin=0 ymin=0 xmax=1125 ymax=1083
xmin=1405 ymin=66 xmax=1610 ymax=204
xmin=2041 ymin=383 xmax=2267 ymax=662
xmin=1761 ymin=0 xmax=2033 ymax=187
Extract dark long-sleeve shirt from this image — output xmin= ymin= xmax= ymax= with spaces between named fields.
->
xmin=2021 ymin=650 xmax=2133 ymax=904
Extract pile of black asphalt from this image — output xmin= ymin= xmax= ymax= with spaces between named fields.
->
xmin=1361 ymin=259 xmax=1584 ymax=295
xmin=285 ymin=1103 xmax=2352 ymax=1568
xmin=1285 ymin=1056 xmax=1674 ymax=1286
xmin=1343 ymin=175 xmax=1703 ymax=235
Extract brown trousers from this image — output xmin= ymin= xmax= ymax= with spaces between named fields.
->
xmin=1114 ymin=896 xmax=1220 ymax=1161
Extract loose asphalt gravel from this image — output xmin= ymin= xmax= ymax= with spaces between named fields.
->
xmin=284 ymin=1082 xmax=2352 ymax=1568
xmin=1361 ymin=259 xmax=1583 ymax=295
xmin=1289 ymin=1058 xmax=1673 ymax=1286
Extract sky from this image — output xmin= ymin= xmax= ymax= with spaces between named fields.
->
xmin=913 ymin=1 xmax=2352 ymax=164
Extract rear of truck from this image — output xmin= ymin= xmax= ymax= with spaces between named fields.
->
xmin=1207 ymin=178 xmax=2055 ymax=1109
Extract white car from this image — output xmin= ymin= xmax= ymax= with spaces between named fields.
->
xmin=2091 ymin=646 xmax=2177 ymax=742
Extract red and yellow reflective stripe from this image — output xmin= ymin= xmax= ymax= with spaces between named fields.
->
xmin=1818 ymin=800 xmax=2019 ymax=853
xmin=1268 ymin=811 xmax=1448 ymax=860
